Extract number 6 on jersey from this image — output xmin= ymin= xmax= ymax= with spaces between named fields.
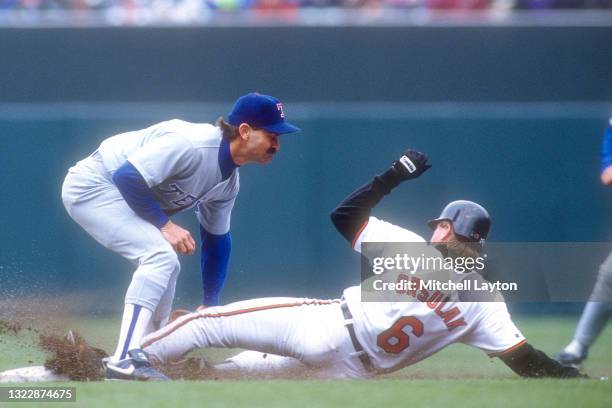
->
xmin=377 ymin=316 xmax=424 ymax=354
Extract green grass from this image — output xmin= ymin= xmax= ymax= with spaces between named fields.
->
xmin=1 ymin=316 xmax=611 ymax=408
xmin=2 ymin=378 xmax=605 ymax=408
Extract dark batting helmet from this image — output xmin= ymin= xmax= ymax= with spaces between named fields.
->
xmin=427 ymin=200 xmax=491 ymax=243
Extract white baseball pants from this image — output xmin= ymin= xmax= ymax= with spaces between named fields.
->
xmin=61 ymin=154 xmax=179 ymax=328
xmin=142 ymin=297 xmax=372 ymax=379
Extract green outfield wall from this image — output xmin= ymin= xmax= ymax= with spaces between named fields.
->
xmin=0 ymin=25 xmax=611 ymax=311
xmin=1 ymin=107 xmax=610 ymax=310
xmin=0 ymin=26 xmax=610 ymax=103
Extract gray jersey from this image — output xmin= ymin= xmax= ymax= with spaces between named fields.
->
xmin=87 ymin=119 xmax=239 ymax=234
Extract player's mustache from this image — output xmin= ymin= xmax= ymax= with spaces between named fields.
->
xmin=267 ymin=147 xmax=277 ymax=155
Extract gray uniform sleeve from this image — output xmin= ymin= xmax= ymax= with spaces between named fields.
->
xmin=128 ymin=133 xmax=196 ymax=187
xmin=196 ymin=171 xmax=240 ymax=235
xmin=197 ymin=196 xmax=237 ymax=235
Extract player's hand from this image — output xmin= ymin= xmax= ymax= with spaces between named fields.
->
xmin=160 ymin=220 xmax=196 ymax=255
xmin=601 ymin=165 xmax=612 ymax=186
xmin=392 ymin=149 xmax=431 ymax=182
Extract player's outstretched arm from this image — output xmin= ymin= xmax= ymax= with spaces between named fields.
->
xmin=499 ymin=342 xmax=587 ymax=378
xmin=330 ymin=149 xmax=431 ymax=244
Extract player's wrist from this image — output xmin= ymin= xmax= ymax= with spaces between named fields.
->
xmin=377 ymin=167 xmax=402 ymax=192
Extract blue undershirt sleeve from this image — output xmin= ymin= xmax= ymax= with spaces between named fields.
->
xmin=200 ymin=224 xmax=232 ymax=306
xmin=112 ymin=161 xmax=169 ymax=229
xmin=601 ymin=124 xmax=612 ymax=173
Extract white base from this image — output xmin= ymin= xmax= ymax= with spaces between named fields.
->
xmin=0 ymin=366 xmax=69 ymax=383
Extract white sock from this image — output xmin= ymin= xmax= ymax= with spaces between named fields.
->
xmin=563 ymin=339 xmax=586 ymax=356
xmin=111 ymin=304 xmax=153 ymax=363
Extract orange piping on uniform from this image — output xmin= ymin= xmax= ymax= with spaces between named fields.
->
xmin=351 ymin=220 xmax=369 ymax=249
xmin=488 ymin=339 xmax=528 ymax=358
xmin=142 ymin=299 xmax=341 ymax=348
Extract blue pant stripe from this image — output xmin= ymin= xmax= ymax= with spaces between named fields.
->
xmin=120 ymin=305 xmax=142 ymax=360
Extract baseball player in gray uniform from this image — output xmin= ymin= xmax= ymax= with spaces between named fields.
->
xmin=139 ymin=150 xmax=584 ymax=380
xmin=61 ymin=93 xmax=300 ymax=380
xmin=556 ymin=118 xmax=612 ymax=365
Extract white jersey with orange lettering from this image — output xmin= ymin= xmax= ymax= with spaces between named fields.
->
xmin=344 ymin=216 xmax=526 ymax=373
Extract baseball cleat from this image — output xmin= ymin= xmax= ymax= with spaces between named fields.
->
xmin=105 ymin=349 xmax=169 ymax=381
xmin=555 ymin=343 xmax=587 ymax=367
xmin=555 ymin=350 xmax=587 ymax=366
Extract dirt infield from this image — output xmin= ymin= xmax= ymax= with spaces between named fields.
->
xmin=0 ymin=318 xmax=103 ymax=381
xmin=0 ymin=318 xmax=212 ymax=381
xmin=0 ymin=319 xmax=22 ymax=336
xmin=40 ymin=331 xmax=107 ymax=381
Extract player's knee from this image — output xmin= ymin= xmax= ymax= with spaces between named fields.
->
xmin=143 ymin=248 xmax=181 ymax=276
xmin=159 ymin=250 xmax=181 ymax=275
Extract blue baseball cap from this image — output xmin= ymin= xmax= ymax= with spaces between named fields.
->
xmin=228 ymin=92 xmax=300 ymax=135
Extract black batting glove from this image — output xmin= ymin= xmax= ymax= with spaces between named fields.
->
xmin=378 ymin=149 xmax=431 ymax=190
xmin=392 ymin=150 xmax=431 ymax=181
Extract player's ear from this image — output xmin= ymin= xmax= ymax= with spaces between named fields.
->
xmin=440 ymin=221 xmax=455 ymax=242
xmin=238 ymin=123 xmax=251 ymax=141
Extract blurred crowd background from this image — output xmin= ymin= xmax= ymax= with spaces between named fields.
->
xmin=1 ymin=0 xmax=611 ymax=16
xmin=1 ymin=0 xmax=611 ymax=27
